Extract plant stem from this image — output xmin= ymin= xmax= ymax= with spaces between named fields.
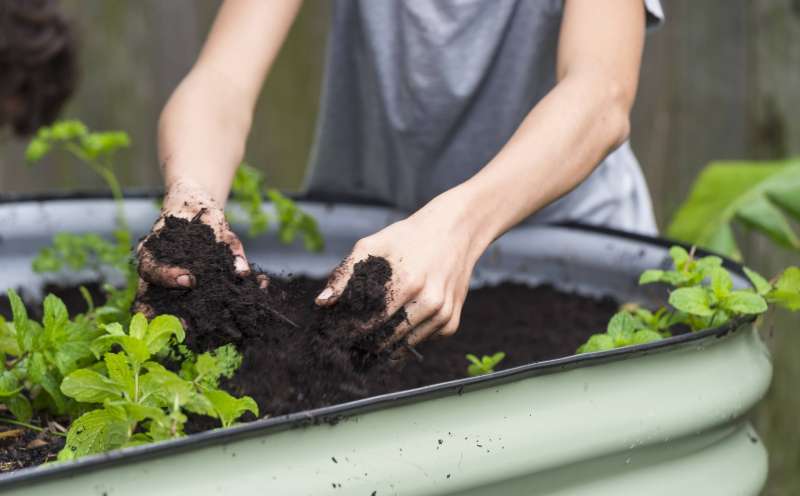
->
xmin=0 ymin=417 xmax=66 ymax=437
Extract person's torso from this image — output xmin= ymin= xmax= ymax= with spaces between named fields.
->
xmin=304 ymin=0 xmax=659 ymax=233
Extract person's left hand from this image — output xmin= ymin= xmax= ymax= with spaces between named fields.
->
xmin=315 ymin=190 xmax=491 ymax=349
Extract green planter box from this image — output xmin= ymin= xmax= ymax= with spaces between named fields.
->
xmin=0 ymin=198 xmax=771 ymax=495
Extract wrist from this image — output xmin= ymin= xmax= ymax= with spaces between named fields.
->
xmin=163 ymin=177 xmax=224 ymax=213
xmin=423 ymin=185 xmax=499 ymax=263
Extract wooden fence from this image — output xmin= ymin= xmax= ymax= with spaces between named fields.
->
xmin=0 ymin=1 xmax=798 ymax=493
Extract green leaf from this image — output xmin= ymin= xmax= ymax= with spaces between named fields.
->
xmin=639 ymin=270 xmax=665 ymax=285
xmin=735 ymin=196 xmax=800 ymax=251
xmin=128 ymin=313 xmax=147 ymax=340
xmin=7 ymin=289 xmax=32 ymax=352
xmin=29 ymin=352 xmax=68 ymax=413
xmin=144 ymin=315 xmax=185 ymax=353
xmin=769 ymin=267 xmax=800 ymax=311
xmin=42 ymin=294 xmax=69 ymax=345
xmin=61 ymin=369 xmax=123 ymax=403
xmin=669 ymin=246 xmax=690 ymax=268
xmin=710 ymin=267 xmax=733 ymax=299
xmin=5 ymin=394 xmax=33 ymax=422
xmin=0 ymin=317 xmax=21 ymax=356
xmin=669 ymin=287 xmax=714 ymax=317
xmin=140 ymin=363 xmax=195 ymax=407
xmin=204 ymin=390 xmax=259 ymax=428
xmin=577 ymin=334 xmax=615 ymax=354
xmin=667 ymin=160 xmax=800 ymax=259
xmin=104 ymin=352 xmax=134 ymax=399
xmin=744 ymin=267 xmax=773 ymax=296
xmin=0 ymin=370 xmax=22 ymax=397
xmin=631 ymin=329 xmax=663 ymax=345
xmin=59 ymin=407 xmax=130 ymax=460
xmin=607 ymin=312 xmax=637 ymax=346
xmin=722 ymin=291 xmax=768 ymax=315
xmin=92 ymin=335 xmax=150 ymax=366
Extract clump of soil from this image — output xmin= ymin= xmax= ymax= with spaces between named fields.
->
xmin=138 ymin=214 xmax=407 ymax=414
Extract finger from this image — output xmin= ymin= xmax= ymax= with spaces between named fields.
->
xmin=137 ymin=247 xmax=195 ymax=288
xmin=403 ymin=298 xmax=453 ymax=347
xmin=380 ymin=289 xmax=445 ymax=349
xmin=315 ymin=255 xmax=356 ymax=306
xmin=257 ymin=273 xmax=269 ymax=290
xmin=132 ymin=279 xmax=155 ymax=318
xmin=220 ymin=230 xmax=251 ymax=275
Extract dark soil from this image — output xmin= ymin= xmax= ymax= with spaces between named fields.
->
xmin=0 ymin=424 xmax=64 ymax=472
xmin=138 ymin=215 xmax=616 ymax=416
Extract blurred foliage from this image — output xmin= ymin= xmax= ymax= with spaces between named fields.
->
xmin=667 ymin=159 xmax=800 ymax=260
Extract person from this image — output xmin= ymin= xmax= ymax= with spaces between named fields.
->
xmin=0 ymin=0 xmax=76 ymax=137
xmin=137 ymin=0 xmax=663 ymax=348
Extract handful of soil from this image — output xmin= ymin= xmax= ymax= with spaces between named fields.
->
xmin=138 ymin=214 xmax=405 ymax=415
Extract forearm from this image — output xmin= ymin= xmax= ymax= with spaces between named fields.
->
xmin=454 ymin=72 xmax=633 ymax=249
xmin=158 ymin=0 xmax=303 ymax=209
xmin=158 ymin=67 xmax=252 ymax=208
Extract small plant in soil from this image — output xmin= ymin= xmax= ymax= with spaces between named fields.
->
xmin=578 ymin=246 xmax=800 ymax=353
xmin=465 ymin=352 xmax=506 ymax=376
xmin=58 ymin=313 xmax=257 ymax=460
xmin=0 ymin=290 xmax=102 ymax=422
xmin=230 ymin=163 xmax=324 ymax=251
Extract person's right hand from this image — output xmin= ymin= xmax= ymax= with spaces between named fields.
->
xmin=134 ymin=180 xmax=253 ymax=313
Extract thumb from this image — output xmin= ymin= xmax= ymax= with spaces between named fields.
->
xmin=315 ymin=256 xmax=355 ymax=306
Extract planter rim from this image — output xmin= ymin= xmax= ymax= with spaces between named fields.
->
xmin=0 ymin=194 xmax=755 ymax=489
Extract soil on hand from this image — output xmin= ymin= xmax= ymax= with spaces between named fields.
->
xmin=138 ymin=215 xmax=616 ymax=417
xmin=139 ymin=215 xmax=409 ymax=415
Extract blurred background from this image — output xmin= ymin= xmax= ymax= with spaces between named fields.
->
xmin=0 ymin=1 xmax=798 ymax=493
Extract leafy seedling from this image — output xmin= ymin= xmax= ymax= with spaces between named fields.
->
xmin=0 ymin=290 xmax=103 ymax=421
xmin=58 ymin=314 xmax=257 ymax=460
xmin=577 ymin=245 xmax=800 ymax=354
xmin=466 ymin=352 xmax=506 ymax=376
xmin=230 ymin=163 xmax=324 ymax=251
xmin=25 ymin=120 xmax=135 ymax=293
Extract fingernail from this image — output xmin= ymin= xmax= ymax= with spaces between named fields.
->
xmin=176 ymin=274 xmax=194 ymax=287
xmin=234 ymin=256 xmax=249 ymax=273
xmin=316 ymin=287 xmax=333 ymax=302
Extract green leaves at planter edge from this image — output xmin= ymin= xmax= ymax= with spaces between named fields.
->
xmin=58 ymin=406 xmax=130 ymax=461
xmin=770 ymin=267 xmax=800 ymax=311
xmin=465 ymin=352 xmax=506 ymax=376
xmin=59 ymin=313 xmax=257 ymax=460
xmin=577 ymin=310 xmax=665 ymax=354
xmin=669 ymin=287 xmax=714 ymax=317
xmin=204 ymin=390 xmax=259 ymax=428
xmin=667 ymin=159 xmax=800 ymax=260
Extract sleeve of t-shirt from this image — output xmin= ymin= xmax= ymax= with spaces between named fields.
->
xmin=644 ymin=0 xmax=665 ymax=29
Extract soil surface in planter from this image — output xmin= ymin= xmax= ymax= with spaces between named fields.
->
xmin=138 ymin=215 xmax=617 ymax=416
xmin=0 ymin=216 xmax=617 ymax=470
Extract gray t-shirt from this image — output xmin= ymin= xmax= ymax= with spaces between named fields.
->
xmin=304 ymin=0 xmax=664 ymax=234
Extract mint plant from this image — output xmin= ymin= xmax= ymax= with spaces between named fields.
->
xmin=0 ymin=290 xmax=102 ymax=421
xmin=466 ymin=352 xmax=506 ymax=376
xmin=230 ymin=163 xmax=324 ymax=252
xmin=58 ymin=313 xmax=257 ymax=460
xmin=578 ymin=246 xmax=800 ymax=354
